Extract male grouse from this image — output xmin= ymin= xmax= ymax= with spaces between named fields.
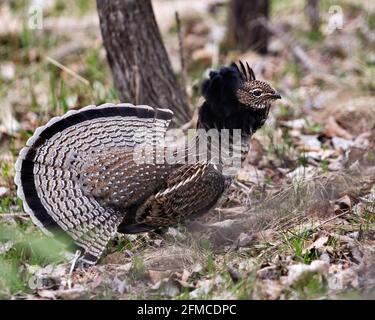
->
xmin=15 ymin=62 xmax=281 ymax=264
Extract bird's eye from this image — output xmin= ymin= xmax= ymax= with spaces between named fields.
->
xmin=252 ymin=90 xmax=262 ymax=97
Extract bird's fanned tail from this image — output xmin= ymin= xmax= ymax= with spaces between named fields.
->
xmin=14 ymin=103 xmax=173 ymax=264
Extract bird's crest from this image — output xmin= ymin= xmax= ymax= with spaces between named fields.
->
xmin=232 ymin=61 xmax=256 ymax=82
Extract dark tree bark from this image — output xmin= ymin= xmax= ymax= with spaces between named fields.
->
xmin=228 ymin=0 xmax=269 ymax=54
xmin=96 ymin=0 xmax=191 ymax=126
xmin=306 ymin=0 xmax=321 ymax=32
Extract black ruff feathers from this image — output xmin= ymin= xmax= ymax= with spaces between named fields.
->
xmin=198 ymin=62 xmax=269 ymax=135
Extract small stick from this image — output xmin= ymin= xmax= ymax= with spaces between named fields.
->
xmin=67 ymin=250 xmax=81 ymax=290
xmin=46 ymin=56 xmax=90 ymax=86
xmin=0 ymin=213 xmax=29 ymax=217
xmin=312 ymin=210 xmax=348 ymax=230
xmin=256 ymin=17 xmax=316 ymax=71
xmin=0 ymin=213 xmax=29 ymax=221
xmin=234 ymin=180 xmax=252 ymax=194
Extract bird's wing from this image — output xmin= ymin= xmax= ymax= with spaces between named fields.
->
xmin=118 ymin=162 xmax=228 ymax=233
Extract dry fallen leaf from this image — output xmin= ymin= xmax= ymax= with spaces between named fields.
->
xmin=307 ymin=200 xmax=335 ymax=219
xmin=282 ymin=260 xmax=329 ymax=286
xmin=332 ymin=137 xmax=353 ymax=151
xmin=0 ymin=241 xmax=14 ymax=255
xmin=281 ymin=118 xmax=307 ymax=130
xmin=298 ymin=134 xmax=322 ymax=150
xmin=112 ymin=276 xmax=128 ymax=294
xmin=246 ymin=138 xmax=264 ymax=165
xmin=0 ymin=186 xmax=9 ymax=198
xmin=54 ymin=287 xmax=88 ymax=300
xmin=335 ymin=195 xmax=352 ymax=210
xmin=257 ymin=265 xmax=280 ymax=280
xmin=163 ymin=277 xmax=181 ymax=297
xmin=325 ymin=116 xmax=353 ymax=140
xmin=37 ymin=290 xmax=57 ymax=300
xmin=236 ymin=232 xmax=254 ymax=248
xmin=303 ymin=235 xmax=329 ymax=255
xmin=181 ymin=269 xmax=191 ymax=283
xmin=328 ymin=265 xmax=359 ymax=292
xmin=148 ymin=270 xmax=168 ymax=285
xmin=257 ymin=279 xmax=283 ymax=300
xmin=175 ymin=269 xmax=194 ymax=288
xmin=237 ymin=167 xmax=265 ymax=184
xmin=189 ymin=279 xmax=212 ymax=299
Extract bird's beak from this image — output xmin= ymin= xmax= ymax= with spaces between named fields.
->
xmin=271 ymin=92 xmax=282 ymax=99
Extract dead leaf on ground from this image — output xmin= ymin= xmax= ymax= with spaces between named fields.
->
xmin=0 ymin=240 xmax=14 ymax=254
xmin=0 ymin=186 xmax=9 ymax=198
xmin=307 ymin=200 xmax=335 ymax=219
xmin=282 ymin=260 xmax=329 ymax=286
xmin=325 ymin=116 xmax=353 ymax=140
xmin=257 ymin=265 xmax=280 ymax=280
xmin=256 ymin=279 xmax=283 ymax=300
xmin=148 ymin=270 xmax=169 ymax=285
xmin=335 ymin=195 xmax=353 ymax=211
xmin=246 ymin=138 xmax=264 ymax=165
xmin=302 ymin=235 xmax=329 ymax=255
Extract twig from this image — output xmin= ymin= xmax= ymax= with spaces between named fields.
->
xmin=233 ymin=180 xmax=252 ymax=194
xmin=0 ymin=213 xmax=29 ymax=220
xmin=46 ymin=56 xmax=90 ymax=86
xmin=67 ymin=250 xmax=81 ymax=290
xmin=175 ymin=11 xmax=187 ymax=92
xmin=313 ymin=210 xmax=349 ymax=230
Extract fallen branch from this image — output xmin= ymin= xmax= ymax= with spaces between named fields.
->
xmin=257 ymin=17 xmax=316 ymax=71
xmin=46 ymin=56 xmax=90 ymax=86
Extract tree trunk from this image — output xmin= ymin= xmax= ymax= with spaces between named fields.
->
xmin=306 ymin=0 xmax=320 ymax=32
xmin=227 ymin=0 xmax=269 ymax=54
xmin=96 ymin=0 xmax=191 ymax=126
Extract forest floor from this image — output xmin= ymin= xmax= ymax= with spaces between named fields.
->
xmin=0 ymin=0 xmax=374 ymax=299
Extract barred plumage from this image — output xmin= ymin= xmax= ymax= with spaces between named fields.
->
xmin=15 ymin=103 xmax=173 ymax=264
xmin=15 ymin=62 xmax=281 ymax=265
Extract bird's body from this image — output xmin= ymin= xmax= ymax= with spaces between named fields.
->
xmin=15 ymin=62 xmax=281 ymax=264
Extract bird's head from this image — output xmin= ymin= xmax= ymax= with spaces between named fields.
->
xmin=198 ymin=61 xmax=281 ymax=135
xmin=235 ymin=61 xmax=281 ymax=109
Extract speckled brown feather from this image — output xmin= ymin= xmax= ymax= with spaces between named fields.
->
xmin=15 ymin=62 xmax=280 ymax=265
xmin=134 ymin=163 xmax=230 ymax=227
xmin=237 ymin=80 xmax=278 ymax=109
xmin=80 ymin=150 xmax=172 ymax=208
xmin=14 ymin=103 xmax=174 ymax=264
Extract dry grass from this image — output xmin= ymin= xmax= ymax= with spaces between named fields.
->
xmin=0 ymin=0 xmax=374 ymax=299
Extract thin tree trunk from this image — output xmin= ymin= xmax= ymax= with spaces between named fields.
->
xmin=96 ymin=0 xmax=191 ymax=126
xmin=227 ymin=0 xmax=269 ymax=54
xmin=306 ymin=0 xmax=321 ymax=32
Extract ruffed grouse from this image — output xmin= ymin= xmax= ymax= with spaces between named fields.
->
xmin=15 ymin=62 xmax=281 ymax=264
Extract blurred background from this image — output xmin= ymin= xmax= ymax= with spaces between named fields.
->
xmin=0 ymin=0 xmax=374 ymax=300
